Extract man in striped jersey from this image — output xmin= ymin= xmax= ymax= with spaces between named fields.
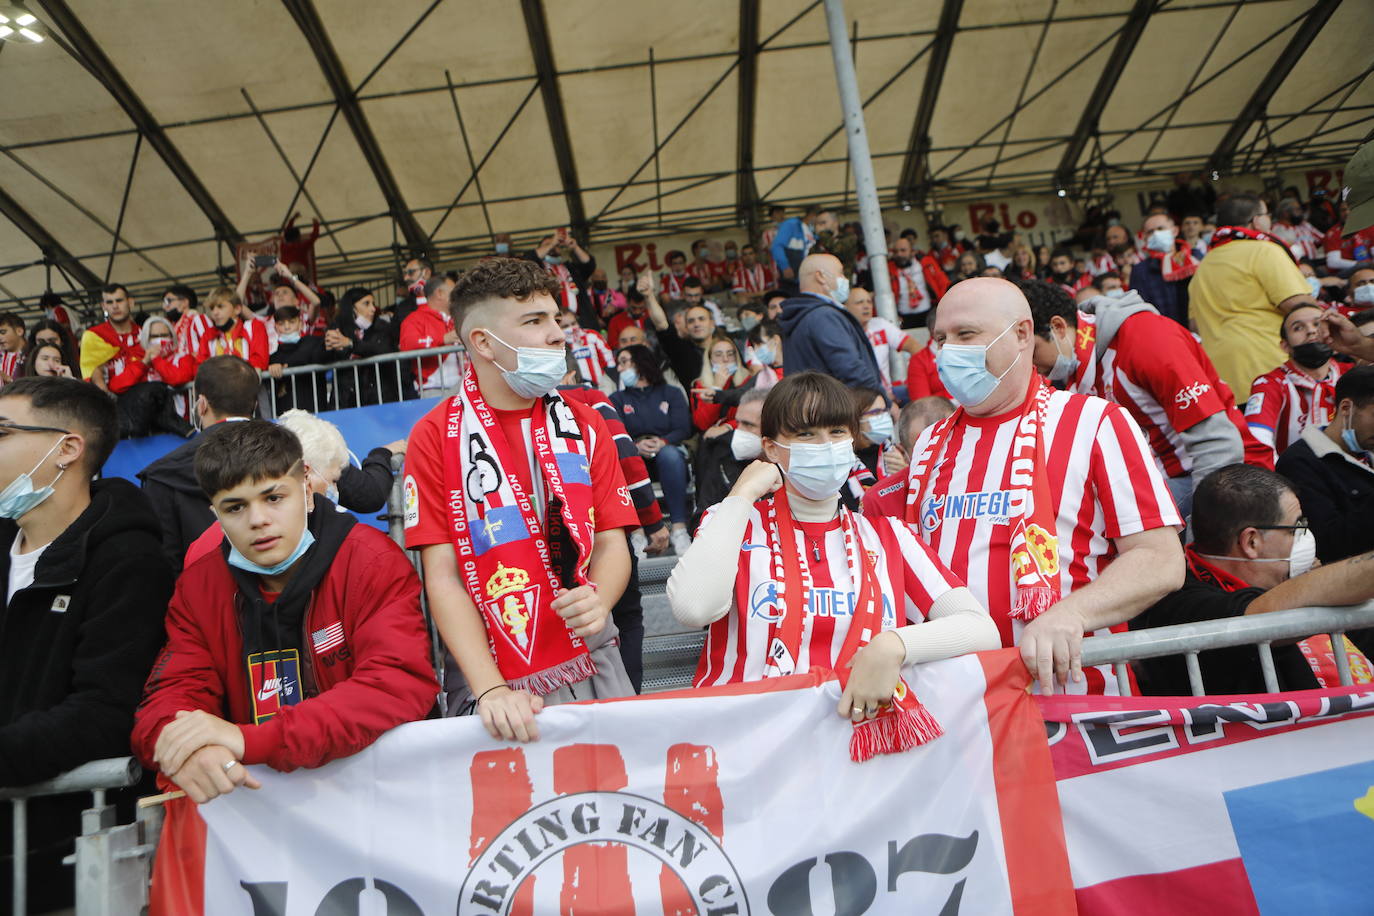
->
xmin=0 ymin=313 xmax=25 ymax=383
xmin=865 ymin=278 xmax=1184 ymax=694
xmin=1246 ymin=304 xmax=1346 ymax=462
xmin=1020 ymin=279 xmax=1272 ymax=519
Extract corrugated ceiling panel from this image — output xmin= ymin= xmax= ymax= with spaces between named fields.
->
xmin=560 ymin=69 xmax=654 ymax=191
xmin=754 ymin=45 xmax=843 ymax=168
xmin=1005 ymin=17 xmax=1123 ymax=143
xmin=927 ymin=25 xmax=1037 ymax=148
xmin=0 ymin=37 xmax=131 ymax=146
xmin=356 ymin=0 xmax=534 ymax=96
xmin=546 ymin=0 xmax=737 ymax=71
xmin=68 ymin=0 xmax=333 ymax=125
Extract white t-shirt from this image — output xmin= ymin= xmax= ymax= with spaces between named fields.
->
xmin=865 ymin=317 xmax=908 ymax=386
xmin=8 ymin=531 xmax=50 ymax=603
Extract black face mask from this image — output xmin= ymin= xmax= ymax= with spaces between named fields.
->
xmin=216 ymin=317 xmax=236 ymax=333
xmin=892 ymin=256 xmax=913 ymax=268
xmin=164 ymin=307 xmax=183 ymax=323
xmin=1290 ymin=341 xmax=1333 ymax=369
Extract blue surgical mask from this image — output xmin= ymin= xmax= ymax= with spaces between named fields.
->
xmin=224 ymin=485 xmax=316 ymax=576
xmin=485 ymin=331 xmax=566 ymax=399
xmin=1048 ymin=331 xmax=1078 ymax=384
xmin=278 ymin=332 xmax=301 ymax=345
xmin=753 ymin=345 xmax=775 ymax=366
xmin=864 ymin=413 xmax=895 ymax=445
xmin=228 ymin=527 xmax=316 ymax=577
xmin=620 ymin=368 xmax=639 ymax=388
xmin=1104 ymin=288 xmax=1126 ymax=299
xmin=1145 ymin=228 xmax=1175 ymax=253
xmin=1307 ymin=276 xmax=1322 ymax=298
xmin=325 ymin=484 xmax=339 ymax=505
xmin=741 ymin=315 xmax=760 ymax=332
xmin=495 ymin=242 xmax=510 ymax=255
xmin=544 ymin=254 xmax=562 ymax=266
xmin=1341 ymin=406 xmax=1367 ymax=457
xmin=830 ymin=275 xmax=851 ymax=307
xmin=1353 ymin=285 xmax=1374 ymax=306
xmin=0 ymin=437 xmax=66 ymax=520
xmin=936 ymin=321 xmax=1022 ymax=407
xmin=776 ymin=439 xmax=855 ymax=500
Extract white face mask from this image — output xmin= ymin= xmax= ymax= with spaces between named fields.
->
xmin=1048 ymin=330 xmax=1078 ymax=383
xmin=774 ymin=438 xmax=854 ymax=500
xmin=1201 ymin=526 xmax=1317 ymax=580
xmin=1145 ymin=227 xmax=1175 ymax=253
xmin=484 ymin=330 xmax=566 ymax=399
xmin=730 ymin=428 xmax=762 ymax=461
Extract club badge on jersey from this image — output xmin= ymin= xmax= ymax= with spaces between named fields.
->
xmin=248 ymin=649 xmax=303 ymax=724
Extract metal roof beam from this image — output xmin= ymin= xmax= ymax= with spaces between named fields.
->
xmin=520 ymin=0 xmax=589 ymax=241
xmin=1207 ymin=0 xmax=1342 ymax=176
xmin=897 ymin=0 xmax=962 ymax=204
xmin=736 ymin=0 xmax=761 ymax=233
xmin=279 ymin=0 xmax=432 ymax=257
xmin=0 ymin=186 xmax=102 ymax=291
xmin=36 ymin=0 xmax=244 ymax=246
xmin=1055 ymin=0 xmax=1156 ymax=190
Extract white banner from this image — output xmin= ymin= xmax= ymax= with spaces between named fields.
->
xmin=155 ymin=651 xmax=1073 ymax=915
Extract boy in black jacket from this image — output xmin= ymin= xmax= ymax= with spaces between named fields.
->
xmin=0 ymin=377 xmax=173 ymax=909
xmin=267 ymin=305 xmax=333 ymax=412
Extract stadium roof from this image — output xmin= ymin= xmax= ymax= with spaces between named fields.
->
xmin=0 ymin=0 xmax=1370 ymax=309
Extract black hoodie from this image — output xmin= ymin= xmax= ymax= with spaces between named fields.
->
xmin=0 ymin=477 xmax=173 ymax=785
xmin=138 ymin=432 xmax=219 ymax=574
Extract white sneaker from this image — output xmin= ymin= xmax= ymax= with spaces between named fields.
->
xmin=670 ymin=527 xmax=693 ymax=557
xmin=630 ymin=529 xmax=648 ymax=559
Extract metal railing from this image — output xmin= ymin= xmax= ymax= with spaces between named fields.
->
xmin=262 ymin=344 xmax=467 ymax=417
xmin=637 ymin=557 xmax=1374 ymax=697
xmin=1 ymin=756 xmax=147 ymax=916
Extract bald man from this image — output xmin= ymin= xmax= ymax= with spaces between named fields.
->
xmin=777 ymin=253 xmax=885 ymax=392
xmin=865 ymin=278 xmax=1185 ymax=695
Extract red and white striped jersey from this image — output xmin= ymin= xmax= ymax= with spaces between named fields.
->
xmin=547 ymin=263 xmax=579 ymax=313
xmin=884 ymin=385 xmax=1180 ymax=694
xmin=864 ymin=316 xmax=908 ymax=387
xmin=567 ymin=327 xmax=615 ymax=387
xmin=0 ymin=350 xmax=22 ymax=381
xmin=1270 ymin=221 xmax=1324 ymax=262
xmin=1245 ymin=360 xmax=1345 ymax=459
xmin=659 ymin=271 xmax=689 ymax=301
xmin=172 ymin=311 xmax=214 ymax=361
xmin=694 ymin=504 xmax=962 ymax=686
xmin=731 ymin=261 xmax=776 ymax=296
xmin=1087 ymin=253 xmax=1116 ymax=277
xmin=1078 ymin=312 xmax=1271 ymax=477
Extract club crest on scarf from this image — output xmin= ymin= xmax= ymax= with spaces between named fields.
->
xmin=443 ymin=367 xmax=600 ymax=695
xmin=486 ymin=563 xmax=541 ymax=658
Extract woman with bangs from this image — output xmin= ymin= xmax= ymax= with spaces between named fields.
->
xmin=691 ymin=331 xmax=753 ymax=432
xmin=669 ymin=372 xmax=997 ymax=756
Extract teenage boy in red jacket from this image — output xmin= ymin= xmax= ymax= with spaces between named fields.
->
xmin=132 ymin=419 xmax=437 ymax=803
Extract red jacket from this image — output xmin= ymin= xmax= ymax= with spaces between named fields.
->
xmin=131 ymin=524 xmax=438 ymax=773
xmin=905 ymin=341 xmax=950 ymax=401
xmin=399 ymin=304 xmax=454 ymax=385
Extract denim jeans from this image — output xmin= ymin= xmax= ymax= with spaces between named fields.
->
xmin=650 ymin=444 xmax=690 ymax=525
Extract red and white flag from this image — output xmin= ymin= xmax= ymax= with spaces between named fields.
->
xmin=149 ymin=651 xmax=1074 ymax=914
xmin=1043 ymin=685 xmax=1374 ymax=914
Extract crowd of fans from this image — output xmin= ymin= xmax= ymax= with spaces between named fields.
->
xmin=2 ymin=162 xmax=1374 ymax=908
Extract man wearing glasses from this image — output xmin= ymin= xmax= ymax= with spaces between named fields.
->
xmin=0 ymin=377 xmax=172 ymax=909
xmin=1132 ymin=463 xmax=1374 ymax=695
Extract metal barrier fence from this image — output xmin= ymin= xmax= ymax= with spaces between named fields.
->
xmin=1 ymin=756 xmax=150 ymax=916
xmin=262 ymin=344 xmax=467 ymax=416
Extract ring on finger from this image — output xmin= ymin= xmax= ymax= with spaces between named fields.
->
xmin=222 ymin=760 xmax=239 ymax=772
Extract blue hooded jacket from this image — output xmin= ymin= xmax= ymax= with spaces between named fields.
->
xmin=777 ymin=293 xmax=885 ymax=393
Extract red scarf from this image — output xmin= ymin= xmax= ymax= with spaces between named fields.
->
xmin=1186 ymin=546 xmax=1372 ymax=688
xmin=766 ymin=488 xmax=942 ymax=761
xmin=1208 ymin=226 xmax=1296 ymax=262
xmin=906 ymin=376 xmax=1061 ymax=620
xmin=1149 ymin=239 xmax=1200 ymax=282
xmin=442 ymin=367 xmax=599 ymax=695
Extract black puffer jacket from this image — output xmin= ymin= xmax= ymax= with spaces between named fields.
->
xmin=0 ymin=477 xmax=173 ymax=785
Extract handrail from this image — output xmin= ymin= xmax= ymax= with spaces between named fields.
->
xmin=263 ymin=342 xmax=466 ymax=380
xmin=1080 ymin=601 xmax=1374 ymax=665
xmin=0 ymin=756 xmax=140 ymax=802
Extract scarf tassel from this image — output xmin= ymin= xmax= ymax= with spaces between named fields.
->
xmin=1010 ymin=586 xmax=1056 ymax=622
xmin=507 ymin=652 xmax=598 ymax=698
xmin=849 ymin=702 xmax=944 ymax=763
